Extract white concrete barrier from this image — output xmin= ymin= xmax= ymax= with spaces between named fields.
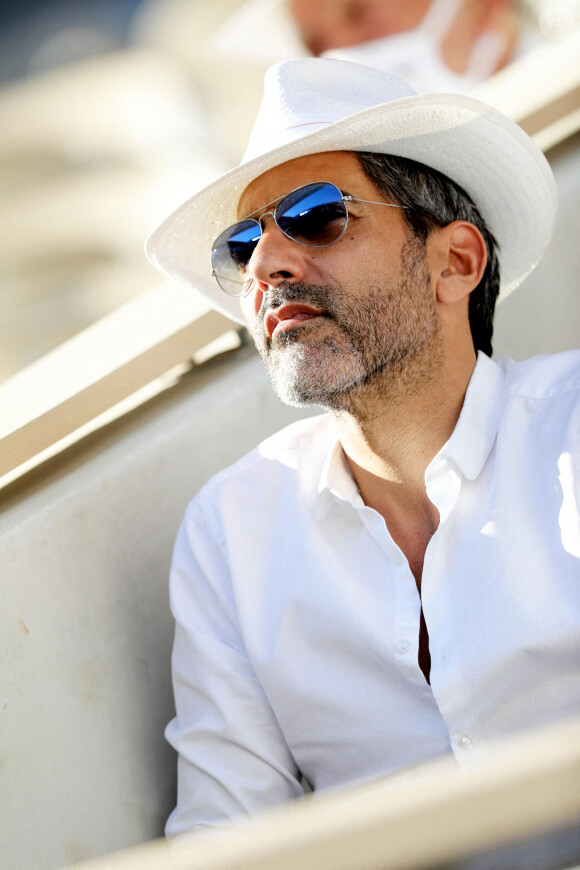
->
xmin=0 ymin=346 xmax=314 ymax=870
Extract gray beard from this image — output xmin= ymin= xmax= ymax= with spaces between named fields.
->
xmin=250 ymin=237 xmax=442 ymax=412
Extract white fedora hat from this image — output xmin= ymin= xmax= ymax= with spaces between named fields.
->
xmin=145 ymin=57 xmax=557 ymax=325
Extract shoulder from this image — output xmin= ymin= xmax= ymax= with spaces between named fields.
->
xmin=498 ymin=350 xmax=580 ymax=401
xmin=185 ymin=412 xmax=335 ymax=520
xmin=492 ymin=351 xmax=580 ymax=458
xmin=219 ymin=411 xmax=335 ymax=479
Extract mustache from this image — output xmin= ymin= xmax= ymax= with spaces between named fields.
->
xmin=259 ymin=281 xmax=335 ymax=322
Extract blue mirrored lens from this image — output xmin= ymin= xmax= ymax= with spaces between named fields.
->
xmin=276 ymin=182 xmax=347 ymax=245
xmin=212 ymin=219 xmax=261 ymax=295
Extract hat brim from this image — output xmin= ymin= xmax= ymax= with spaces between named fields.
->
xmin=145 ymin=92 xmax=557 ymax=325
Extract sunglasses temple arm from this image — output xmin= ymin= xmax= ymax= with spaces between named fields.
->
xmin=344 ymin=195 xmax=408 ymax=210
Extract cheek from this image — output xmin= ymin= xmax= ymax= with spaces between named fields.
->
xmin=240 ymin=286 xmax=264 ymax=324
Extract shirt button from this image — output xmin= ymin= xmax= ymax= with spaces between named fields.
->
xmin=396 ymin=639 xmax=411 ymax=654
xmin=392 ymin=550 xmax=405 ymax=568
xmin=459 ymin=734 xmax=473 ymax=751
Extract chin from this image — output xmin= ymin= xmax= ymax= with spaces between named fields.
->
xmin=267 ymin=343 xmax=367 ymax=409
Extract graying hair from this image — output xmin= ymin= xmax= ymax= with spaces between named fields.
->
xmin=356 ymin=152 xmax=501 ymax=357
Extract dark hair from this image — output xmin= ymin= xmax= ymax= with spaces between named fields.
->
xmin=355 ymin=151 xmax=500 ymax=357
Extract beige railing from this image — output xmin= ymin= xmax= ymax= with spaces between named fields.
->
xmin=61 ymin=716 xmax=580 ymax=870
xmin=0 ymin=282 xmax=234 ymax=487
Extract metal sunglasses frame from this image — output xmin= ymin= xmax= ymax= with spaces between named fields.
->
xmin=210 ymin=180 xmax=407 ymax=297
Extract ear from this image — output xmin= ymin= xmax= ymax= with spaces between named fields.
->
xmin=433 ymin=221 xmax=487 ymax=305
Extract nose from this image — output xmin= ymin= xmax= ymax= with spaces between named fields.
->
xmin=245 ymin=214 xmax=309 ymax=299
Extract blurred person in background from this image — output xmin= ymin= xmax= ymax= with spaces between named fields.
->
xmin=134 ymin=0 xmax=542 ymax=163
xmin=290 ymin=0 xmax=524 ymax=92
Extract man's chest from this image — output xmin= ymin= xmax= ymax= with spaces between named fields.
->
xmin=225 ymin=482 xmax=580 ymax=781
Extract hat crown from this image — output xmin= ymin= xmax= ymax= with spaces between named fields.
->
xmin=242 ymin=58 xmax=417 ymax=163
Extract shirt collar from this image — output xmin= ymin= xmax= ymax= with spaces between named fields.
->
xmin=437 ymin=352 xmax=506 ymax=480
xmin=316 ymin=352 xmax=506 ymax=513
xmin=318 ymin=436 xmax=361 ymax=506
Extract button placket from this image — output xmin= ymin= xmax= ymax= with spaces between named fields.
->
xmin=396 ymin=638 xmax=411 ymax=654
xmin=421 ymin=455 xmax=464 ymax=706
xmin=393 ymin=572 xmax=423 ymax=679
xmin=458 ymin=734 xmax=473 ymax=751
xmin=356 ymin=495 xmax=431 ymax=681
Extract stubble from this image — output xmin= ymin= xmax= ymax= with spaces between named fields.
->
xmin=249 ymin=236 xmax=443 ymax=412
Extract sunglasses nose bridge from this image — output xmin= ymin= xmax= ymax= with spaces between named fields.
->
xmin=251 ymin=209 xmax=294 ymax=252
xmin=244 ymin=211 xmax=313 ymax=291
xmin=256 ymin=210 xmax=277 ymax=233
xmin=242 ymin=212 xmax=278 ymax=279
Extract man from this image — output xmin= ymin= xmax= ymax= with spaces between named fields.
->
xmin=146 ymin=58 xmax=580 ymax=836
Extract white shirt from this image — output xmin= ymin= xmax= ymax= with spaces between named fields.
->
xmin=166 ymin=351 xmax=580 ymax=836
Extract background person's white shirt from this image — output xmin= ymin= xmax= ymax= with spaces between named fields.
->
xmin=166 ymin=351 xmax=580 ymax=836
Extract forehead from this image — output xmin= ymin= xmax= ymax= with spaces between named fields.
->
xmin=238 ymin=151 xmax=377 ymax=217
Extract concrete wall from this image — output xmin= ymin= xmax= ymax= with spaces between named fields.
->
xmin=0 ymin=133 xmax=577 ymax=870
xmin=493 ymin=133 xmax=580 ymax=359
xmin=0 ymin=346 xmax=316 ymax=870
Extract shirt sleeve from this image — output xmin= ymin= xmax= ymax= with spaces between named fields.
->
xmin=165 ymin=487 xmax=305 ymax=837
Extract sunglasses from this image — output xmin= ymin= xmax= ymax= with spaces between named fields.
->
xmin=210 ymin=180 xmax=406 ymax=297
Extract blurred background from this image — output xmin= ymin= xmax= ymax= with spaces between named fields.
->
xmin=0 ymin=0 xmax=578 ymax=382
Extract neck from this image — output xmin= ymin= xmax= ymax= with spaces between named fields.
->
xmin=332 ymin=340 xmax=476 ymax=514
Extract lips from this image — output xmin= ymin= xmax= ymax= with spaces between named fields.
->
xmin=265 ymin=303 xmax=325 ymax=339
